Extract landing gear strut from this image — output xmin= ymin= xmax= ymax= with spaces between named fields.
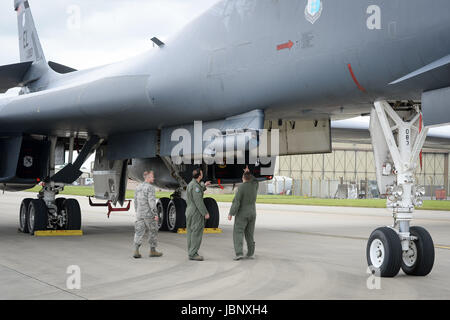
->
xmin=367 ymin=101 xmax=434 ymax=277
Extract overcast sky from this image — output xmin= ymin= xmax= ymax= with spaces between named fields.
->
xmin=1 ymin=0 xmax=449 ymax=136
xmin=0 ymin=0 xmax=219 ymax=68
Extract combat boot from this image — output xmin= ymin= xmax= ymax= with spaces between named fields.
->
xmin=150 ymin=248 xmax=163 ymax=257
xmin=189 ymin=254 xmax=204 ymax=261
xmin=133 ymin=245 xmax=142 ymax=259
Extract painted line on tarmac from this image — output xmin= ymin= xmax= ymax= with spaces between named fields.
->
xmin=272 ymin=229 xmax=368 ymax=241
xmin=271 ymin=229 xmax=450 ymax=250
xmin=435 ymin=245 xmax=450 ymax=250
xmin=0 ymin=263 xmax=88 ymax=300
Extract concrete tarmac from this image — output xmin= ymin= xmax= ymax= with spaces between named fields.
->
xmin=1 ymin=191 xmax=450 ymax=300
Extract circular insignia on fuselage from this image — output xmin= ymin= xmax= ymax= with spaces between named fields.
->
xmin=23 ymin=156 xmax=33 ymax=168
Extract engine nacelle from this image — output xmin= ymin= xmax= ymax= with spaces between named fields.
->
xmin=128 ymin=158 xmax=179 ymax=189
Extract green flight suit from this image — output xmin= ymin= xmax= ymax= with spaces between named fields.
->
xmin=229 ymin=176 xmax=259 ymax=257
xmin=186 ymin=179 xmax=208 ymax=258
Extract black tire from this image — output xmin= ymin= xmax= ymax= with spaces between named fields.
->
xmin=28 ymin=199 xmax=48 ymax=235
xmin=204 ymin=198 xmax=220 ymax=228
xmin=401 ymin=226 xmax=435 ymax=276
xmin=366 ymin=227 xmax=402 ymax=277
xmin=157 ymin=198 xmax=170 ymax=231
xmin=55 ymin=198 xmax=66 ymax=213
xmin=19 ymin=198 xmax=33 ymax=233
xmin=64 ymin=199 xmax=82 ymax=230
xmin=166 ymin=198 xmax=186 ymax=233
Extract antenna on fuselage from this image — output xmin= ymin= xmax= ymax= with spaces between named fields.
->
xmin=151 ymin=37 xmax=165 ymax=48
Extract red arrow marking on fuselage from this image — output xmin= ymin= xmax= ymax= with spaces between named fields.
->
xmin=277 ymin=40 xmax=294 ymax=51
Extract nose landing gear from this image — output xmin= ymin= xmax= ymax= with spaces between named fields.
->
xmin=367 ymin=101 xmax=434 ymax=277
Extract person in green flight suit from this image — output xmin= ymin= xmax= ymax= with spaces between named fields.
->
xmin=228 ymin=166 xmax=259 ymax=260
xmin=186 ymin=168 xmax=211 ymax=261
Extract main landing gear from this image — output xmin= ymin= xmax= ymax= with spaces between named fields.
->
xmin=367 ymin=101 xmax=434 ymax=277
xmin=17 ymin=135 xmax=101 ymax=235
xmin=157 ymin=157 xmax=220 ymax=232
xmin=18 ymin=182 xmax=82 ymax=235
xmin=157 ymin=190 xmax=220 ymax=233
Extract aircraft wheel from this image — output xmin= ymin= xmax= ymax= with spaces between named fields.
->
xmin=204 ymin=198 xmax=220 ymax=228
xmin=157 ymin=198 xmax=170 ymax=231
xmin=401 ymin=226 xmax=435 ymax=276
xmin=55 ymin=198 xmax=66 ymax=213
xmin=28 ymin=199 xmax=48 ymax=235
xmin=166 ymin=198 xmax=186 ymax=233
xmin=367 ymin=227 xmax=402 ymax=277
xmin=64 ymin=199 xmax=82 ymax=230
xmin=19 ymin=198 xmax=33 ymax=233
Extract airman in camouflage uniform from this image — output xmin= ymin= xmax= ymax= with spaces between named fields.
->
xmin=133 ymin=171 xmax=163 ymax=259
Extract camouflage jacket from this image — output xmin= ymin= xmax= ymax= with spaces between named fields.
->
xmin=134 ymin=182 xmax=157 ymax=219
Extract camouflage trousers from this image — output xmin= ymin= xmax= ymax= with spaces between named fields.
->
xmin=134 ymin=217 xmax=158 ymax=248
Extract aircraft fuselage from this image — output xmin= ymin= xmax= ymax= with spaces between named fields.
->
xmin=1 ymin=0 xmax=449 ymax=137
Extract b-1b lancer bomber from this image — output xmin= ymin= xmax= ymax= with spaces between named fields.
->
xmin=1 ymin=0 xmax=450 ymax=278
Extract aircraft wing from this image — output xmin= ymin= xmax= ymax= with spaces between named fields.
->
xmin=0 ymin=61 xmax=33 ymax=93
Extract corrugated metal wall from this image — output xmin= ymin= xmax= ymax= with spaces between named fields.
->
xmin=275 ymin=143 xmax=449 ymax=198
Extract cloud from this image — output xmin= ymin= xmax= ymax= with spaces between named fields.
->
xmin=0 ymin=0 xmax=219 ymax=68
